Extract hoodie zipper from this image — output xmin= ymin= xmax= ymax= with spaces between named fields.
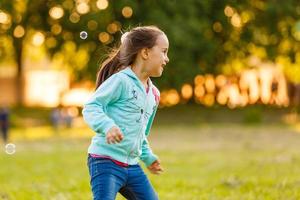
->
xmin=126 ymin=92 xmax=149 ymax=164
xmin=126 ymin=107 xmax=144 ymax=164
xmin=121 ymin=67 xmax=152 ymax=164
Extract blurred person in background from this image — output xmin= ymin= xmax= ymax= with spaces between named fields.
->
xmin=0 ymin=107 xmax=9 ymax=143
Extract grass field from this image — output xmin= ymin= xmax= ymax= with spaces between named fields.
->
xmin=1 ymin=106 xmax=300 ymax=199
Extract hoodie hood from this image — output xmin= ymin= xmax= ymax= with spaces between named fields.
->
xmin=120 ymin=67 xmax=153 ymax=94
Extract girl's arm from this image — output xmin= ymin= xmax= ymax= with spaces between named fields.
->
xmin=140 ymin=106 xmax=158 ymax=167
xmin=141 ymin=112 xmax=164 ymax=174
xmin=140 ymin=137 xmax=158 ymax=167
xmin=82 ymin=74 xmax=123 ymax=135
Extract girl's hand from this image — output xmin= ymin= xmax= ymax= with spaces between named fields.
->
xmin=106 ymin=126 xmax=124 ymax=144
xmin=147 ymin=160 xmax=164 ymax=175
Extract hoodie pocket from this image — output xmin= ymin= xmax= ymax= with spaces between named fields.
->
xmin=131 ymin=133 xmax=144 ymax=157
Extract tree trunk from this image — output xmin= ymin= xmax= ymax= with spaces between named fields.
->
xmin=14 ymin=38 xmax=24 ymax=106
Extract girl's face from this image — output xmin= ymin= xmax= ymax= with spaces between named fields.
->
xmin=145 ymin=34 xmax=169 ymax=77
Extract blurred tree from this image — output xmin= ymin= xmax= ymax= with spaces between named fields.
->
xmin=130 ymin=0 xmax=300 ymax=89
xmin=0 ymin=0 xmax=128 ymax=105
xmin=1 ymin=0 xmax=300 ymax=105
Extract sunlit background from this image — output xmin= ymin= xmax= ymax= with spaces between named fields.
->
xmin=1 ymin=1 xmax=300 ymax=199
xmin=1 ymin=1 xmax=300 ymax=111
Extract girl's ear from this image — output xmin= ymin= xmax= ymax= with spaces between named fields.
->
xmin=141 ymin=48 xmax=149 ymax=60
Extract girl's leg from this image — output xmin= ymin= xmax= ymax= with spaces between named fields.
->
xmin=87 ymin=156 xmax=126 ymax=200
xmin=119 ymin=165 xmax=158 ymax=200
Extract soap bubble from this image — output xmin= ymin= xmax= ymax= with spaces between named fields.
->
xmin=5 ymin=143 xmax=16 ymax=155
xmin=80 ymin=31 xmax=88 ymax=39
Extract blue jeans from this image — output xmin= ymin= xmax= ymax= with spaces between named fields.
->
xmin=87 ymin=155 xmax=159 ymax=200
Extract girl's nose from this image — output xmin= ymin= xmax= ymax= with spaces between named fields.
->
xmin=165 ymin=56 xmax=169 ymax=64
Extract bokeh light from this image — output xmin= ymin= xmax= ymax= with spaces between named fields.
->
xmin=51 ymin=24 xmax=62 ymax=35
xmin=32 ymin=32 xmax=45 ymax=46
xmin=203 ymin=93 xmax=215 ymax=107
xmin=231 ymin=13 xmax=242 ymax=28
xmin=63 ymin=31 xmax=73 ymax=40
xmin=76 ymin=2 xmax=90 ymax=14
xmin=227 ymin=83 xmax=241 ymax=108
xmin=0 ymin=11 xmax=10 ymax=24
xmin=24 ymin=70 xmax=69 ymax=107
xmin=204 ymin=75 xmax=215 ymax=93
xmin=46 ymin=37 xmax=57 ymax=48
xmin=62 ymin=0 xmax=74 ymax=10
xmin=213 ymin=22 xmax=223 ymax=33
xmin=224 ymin=5 xmax=234 ymax=17
xmin=158 ymin=64 xmax=289 ymax=108
xmin=88 ymin=20 xmax=98 ymax=31
xmin=96 ymin=0 xmax=109 ymax=10
xmin=194 ymin=75 xmax=205 ymax=85
xmin=107 ymin=22 xmax=119 ymax=34
xmin=69 ymin=12 xmax=80 ymax=23
xmin=122 ymin=6 xmax=133 ymax=18
xmin=241 ymin=11 xmax=252 ymax=24
xmin=98 ymin=32 xmax=110 ymax=43
xmin=13 ymin=25 xmax=25 ymax=38
xmin=49 ymin=6 xmax=64 ymax=20
xmin=194 ymin=85 xmax=205 ymax=98
xmin=61 ymin=88 xmax=92 ymax=107
xmin=215 ymin=74 xmax=227 ymax=88
xmin=181 ymin=84 xmax=193 ymax=100
xmin=166 ymin=89 xmax=180 ymax=106
xmin=217 ymin=90 xmax=228 ymax=105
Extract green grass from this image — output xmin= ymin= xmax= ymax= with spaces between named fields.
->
xmin=1 ymin=105 xmax=300 ymax=199
xmin=1 ymin=123 xmax=300 ymax=200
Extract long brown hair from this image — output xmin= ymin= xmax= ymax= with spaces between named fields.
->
xmin=95 ymin=26 xmax=165 ymax=89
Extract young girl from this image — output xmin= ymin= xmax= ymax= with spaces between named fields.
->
xmin=82 ymin=25 xmax=169 ymax=200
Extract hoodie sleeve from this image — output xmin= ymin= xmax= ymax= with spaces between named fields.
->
xmin=82 ymin=74 xmax=123 ymax=135
xmin=140 ymin=87 xmax=160 ymax=166
xmin=140 ymin=137 xmax=158 ymax=167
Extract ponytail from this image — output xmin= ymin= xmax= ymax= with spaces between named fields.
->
xmin=95 ymin=48 xmax=123 ymax=89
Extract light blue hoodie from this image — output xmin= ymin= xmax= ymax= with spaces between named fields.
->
xmin=82 ymin=67 xmax=160 ymax=167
